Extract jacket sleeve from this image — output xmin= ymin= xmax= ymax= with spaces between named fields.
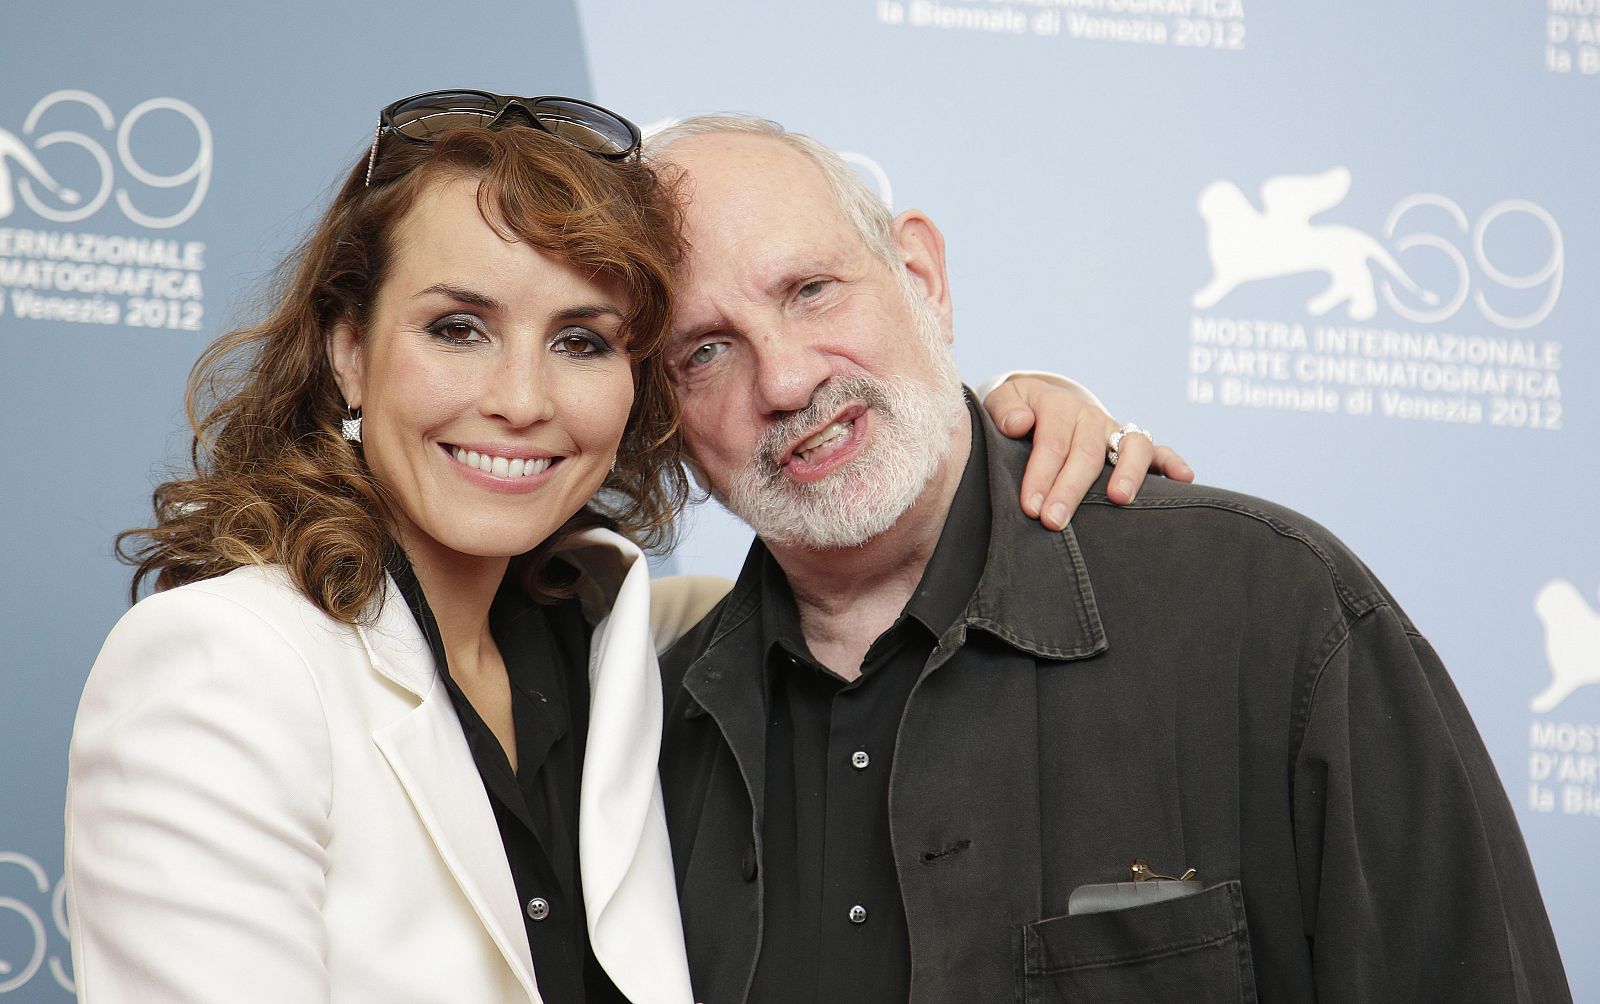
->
xmin=1291 ymin=604 xmax=1570 ymax=1002
xmin=649 ymin=575 xmax=732 ymax=654
xmin=66 ymin=584 xmax=335 ymax=1003
xmin=970 ymin=371 xmax=1107 ymax=414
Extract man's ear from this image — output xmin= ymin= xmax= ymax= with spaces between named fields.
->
xmin=890 ymin=210 xmax=952 ymax=340
xmin=327 ymin=321 xmax=365 ymax=408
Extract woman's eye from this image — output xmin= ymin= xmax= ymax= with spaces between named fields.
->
xmin=554 ymin=329 xmax=608 ymax=356
xmin=428 ymin=316 xmax=486 ymax=343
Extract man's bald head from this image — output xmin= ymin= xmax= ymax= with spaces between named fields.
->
xmin=646 ymin=114 xmax=902 ymax=275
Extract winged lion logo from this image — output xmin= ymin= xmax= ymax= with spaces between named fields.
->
xmin=1192 ymin=167 xmax=1436 ymax=321
xmin=1531 ymin=579 xmax=1600 ymax=713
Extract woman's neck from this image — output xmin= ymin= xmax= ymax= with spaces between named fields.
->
xmin=400 ymin=536 xmax=510 ymax=681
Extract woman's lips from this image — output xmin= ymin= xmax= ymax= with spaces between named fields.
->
xmin=448 ymin=446 xmax=555 ymax=478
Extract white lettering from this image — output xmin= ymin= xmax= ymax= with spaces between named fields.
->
xmin=8 ymin=290 xmax=122 ymax=325
xmin=1530 ymin=720 xmax=1600 ymax=753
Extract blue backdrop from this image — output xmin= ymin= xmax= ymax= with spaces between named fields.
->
xmin=2 ymin=1 xmax=1595 ymax=998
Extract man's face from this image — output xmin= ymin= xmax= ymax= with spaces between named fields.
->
xmin=659 ymin=133 xmax=966 ymax=550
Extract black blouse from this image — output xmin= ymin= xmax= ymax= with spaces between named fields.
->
xmin=389 ymin=559 xmax=627 ymax=1004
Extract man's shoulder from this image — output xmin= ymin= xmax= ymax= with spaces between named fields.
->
xmin=1082 ymin=473 xmax=1341 ymax=543
xmin=982 ymin=417 xmax=1373 ymax=591
xmin=1070 ymin=473 xmax=1402 ymax=624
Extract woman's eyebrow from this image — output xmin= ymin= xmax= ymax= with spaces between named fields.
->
xmin=557 ymin=303 xmax=624 ymax=320
xmin=413 ymin=283 xmax=504 ymax=312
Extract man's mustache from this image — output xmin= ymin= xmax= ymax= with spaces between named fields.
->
xmin=754 ymin=376 xmax=892 ymax=471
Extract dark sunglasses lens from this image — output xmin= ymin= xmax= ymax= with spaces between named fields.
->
xmin=530 ymin=98 xmax=638 ymax=157
xmin=389 ymin=91 xmax=501 ymax=141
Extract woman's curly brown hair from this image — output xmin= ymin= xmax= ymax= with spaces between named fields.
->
xmin=117 ymin=125 xmax=689 ymax=622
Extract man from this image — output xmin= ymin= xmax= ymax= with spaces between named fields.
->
xmin=648 ymin=116 xmax=1570 ymax=1002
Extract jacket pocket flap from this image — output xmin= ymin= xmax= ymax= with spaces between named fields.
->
xmin=1024 ymin=879 xmax=1248 ymax=974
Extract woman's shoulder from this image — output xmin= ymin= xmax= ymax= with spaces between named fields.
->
xmin=167 ymin=561 xmax=301 ymax=598
xmin=104 ymin=564 xmax=353 ymax=663
xmin=80 ymin=566 xmax=352 ymax=751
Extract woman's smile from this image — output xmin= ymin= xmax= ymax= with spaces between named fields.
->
xmin=444 ymin=442 xmax=562 ymax=490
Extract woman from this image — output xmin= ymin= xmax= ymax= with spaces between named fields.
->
xmin=68 ymin=91 xmax=707 ymax=1004
xmin=65 ymin=91 xmax=1163 ymax=1003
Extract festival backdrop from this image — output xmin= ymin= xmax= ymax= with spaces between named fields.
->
xmin=2 ymin=1 xmax=1595 ymax=999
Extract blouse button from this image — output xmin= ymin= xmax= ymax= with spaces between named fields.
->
xmin=526 ymin=897 xmax=551 ymax=922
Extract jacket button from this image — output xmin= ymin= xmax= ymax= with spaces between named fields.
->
xmin=850 ymin=750 xmax=870 ymax=770
xmin=741 ymin=843 xmax=758 ymax=882
xmin=848 ymin=903 xmax=868 ymax=924
xmin=526 ymin=897 xmax=551 ymax=922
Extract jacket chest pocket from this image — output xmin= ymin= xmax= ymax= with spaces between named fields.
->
xmin=1020 ymin=880 xmax=1256 ymax=1003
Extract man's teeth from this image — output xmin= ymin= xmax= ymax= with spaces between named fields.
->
xmin=796 ymin=420 xmax=852 ymax=461
xmin=450 ymin=447 xmax=553 ymax=478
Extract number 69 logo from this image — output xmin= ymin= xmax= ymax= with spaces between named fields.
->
xmin=1381 ymin=195 xmax=1563 ymax=332
xmin=0 ymin=852 xmax=71 ymax=995
xmin=6 ymin=89 xmax=211 ymax=230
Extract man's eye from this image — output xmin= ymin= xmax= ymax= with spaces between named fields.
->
xmin=687 ymin=341 xmax=725 ymax=368
xmin=797 ymin=279 xmax=828 ymax=300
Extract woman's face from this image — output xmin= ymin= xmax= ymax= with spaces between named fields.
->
xmin=329 ymin=176 xmax=635 ymax=575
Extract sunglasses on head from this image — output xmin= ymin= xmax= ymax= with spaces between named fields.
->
xmin=364 ymin=89 xmax=642 ymax=187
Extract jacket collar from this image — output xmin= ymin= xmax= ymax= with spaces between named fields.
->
xmin=678 ymin=396 xmax=1109 ymax=826
xmin=546 ymin=528 xmax=697 ymax=1004
xmin=355 ymin=578 xmax=544 ymax=1002
xmin=356 ymin=572 xmax=439 ymax=699
xmin=963 ymin=403 xmax=1109 ymax=661
xmin=675 ymin=544 xmax=773 ymax=819
xmin=356 ymin=530 xmax=693 ymax=1004
xmin=688 ymin=396 xmax=1110 ymax=672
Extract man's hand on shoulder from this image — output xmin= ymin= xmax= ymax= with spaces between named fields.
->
xmin=981 ymin=373 xmax=1194 ymax=530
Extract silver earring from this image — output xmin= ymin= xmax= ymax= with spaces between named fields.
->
xmin=609 ymin=457 xmax=618 ymax=474
xmin=341 ymin=406 xmax=363 ymax=445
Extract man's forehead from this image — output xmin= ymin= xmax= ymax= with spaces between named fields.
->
xmin=661 ymin=130 xmax=804 ymax=176
xmin=658 ymin=131 xmax=885 ymax=331
xmin=664 ymin=133 xmax=836 ymax=227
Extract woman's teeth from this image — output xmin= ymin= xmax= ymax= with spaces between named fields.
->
xmin=450 ymin=447 xmax=553 ymax=478
xmin=796 ymin=420 xmax=852 ymax=461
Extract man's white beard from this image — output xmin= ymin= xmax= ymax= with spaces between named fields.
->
xmin=709 ymin=341 xmax=966 ymax=552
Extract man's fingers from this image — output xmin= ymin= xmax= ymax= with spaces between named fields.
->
xmin=1004 ymin=378 xmax=1073 ymax=519
xmin=1038 ymin=411 xmax=1108 ymax=529
xmin=1106 ymin=431 xmax=1157 ymax=505
xmin=1020 ymin=437 xmax=1067 ymax=519
xmin=987 ymin=374 xmax=1192 ymax=525
xmin=982 ymin=381 xmax=1040 ymax=438
xmin=1150 ymin=445 xmax=1195 ymax=482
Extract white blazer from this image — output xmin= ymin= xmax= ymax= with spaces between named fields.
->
xmin=66 ymin=528 xmax=729 ymax=1003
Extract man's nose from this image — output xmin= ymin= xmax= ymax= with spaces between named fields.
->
xmin=750 ymin=327 xmax=831 ymax=416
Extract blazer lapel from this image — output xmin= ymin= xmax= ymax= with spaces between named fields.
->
xmin=357 ymin=579 xmax=543 ymax=1004
xmin=560 ymin=529 xmax=696 ymax=1004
